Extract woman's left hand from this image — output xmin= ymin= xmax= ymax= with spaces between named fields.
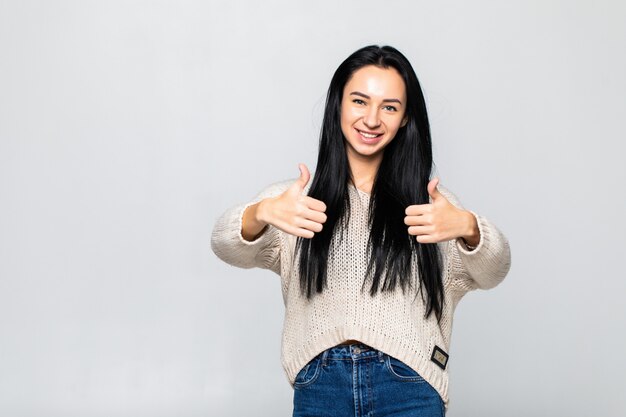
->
xmin=404 ymin=178 xmax=479 ymax=245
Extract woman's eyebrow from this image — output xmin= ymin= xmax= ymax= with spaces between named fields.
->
xmin=349 ymin=91 xmax=403 ymax=105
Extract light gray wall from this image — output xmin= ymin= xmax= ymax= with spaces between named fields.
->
xmin=1 ymin=1 xmax=625 ymax=416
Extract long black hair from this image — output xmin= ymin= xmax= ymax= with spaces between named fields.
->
xmin=296 ymin=45 xmax=445 ymax=322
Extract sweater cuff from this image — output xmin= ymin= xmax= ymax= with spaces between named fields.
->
xmin=454 ymin=210 xmax=511 ymax=290
xmin=211 ymin=201 xmax=280 ymax=271
xmin=235 ymin=201 xmax=275 ymax=246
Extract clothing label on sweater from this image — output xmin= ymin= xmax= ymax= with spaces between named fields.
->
xmin=431 ymin=346 xmax=449 ymax=370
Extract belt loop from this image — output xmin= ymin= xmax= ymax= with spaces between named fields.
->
xmin=321 ymin=348 xmax=329 ymax=367
xmin=378 ymin=350 xmax=384 ymax=362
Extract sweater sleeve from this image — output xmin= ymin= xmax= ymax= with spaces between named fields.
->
xmin=436 ymin=183 xmax=512 ymax=290
xmin=210 ymin=180 xmax=293 ymax=274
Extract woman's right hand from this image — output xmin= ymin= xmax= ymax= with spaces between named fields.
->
xmin=242 ymin=164 xmax=327 ymax=241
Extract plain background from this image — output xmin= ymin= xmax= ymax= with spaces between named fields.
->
xmin=1 ymin=1 xmax=625 ymax=416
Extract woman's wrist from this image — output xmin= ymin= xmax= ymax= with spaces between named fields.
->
xmin=242 ymin=200 xmax=270 ymax=241
xmin=461 ymin=211 xmax=480 ymax=248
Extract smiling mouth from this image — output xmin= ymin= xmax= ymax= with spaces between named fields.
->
xmin=356 ymin=128 xmax=383 ymax=139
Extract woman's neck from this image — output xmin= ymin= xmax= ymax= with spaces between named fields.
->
xmin=348 ymin=152 xmax=382 ymax=194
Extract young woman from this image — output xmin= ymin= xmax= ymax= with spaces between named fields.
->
xmin=211 ymin=45 xmax=511 ymax=416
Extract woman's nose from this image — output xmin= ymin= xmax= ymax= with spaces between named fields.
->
xmin=363 ymin=107 xmax=381 ymax=129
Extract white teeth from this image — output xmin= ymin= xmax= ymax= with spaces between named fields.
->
xmin=359 ymin=130 xmax=380 ymax=138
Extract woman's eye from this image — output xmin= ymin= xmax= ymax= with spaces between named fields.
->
xmin=383 ymin=105 xmax=397 ymax=112
xmin=353 ymin=99 xmax=366 ymax=105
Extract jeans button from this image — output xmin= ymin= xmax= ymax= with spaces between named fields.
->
xmin=353 ymin=347 xmax=361 ymax=354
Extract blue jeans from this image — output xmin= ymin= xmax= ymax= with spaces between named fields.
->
xmin=292 ymin=342 xmax=445 ymax=417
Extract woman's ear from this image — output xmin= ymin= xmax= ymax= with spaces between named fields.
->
xmin=401 ymin=116 xmax=408 ymax=127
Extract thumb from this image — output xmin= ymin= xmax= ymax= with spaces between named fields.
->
xmin=295 ymin=163 xmax=311 ymax=191
xmin=428 ymin=177 xmax=444 ymax=201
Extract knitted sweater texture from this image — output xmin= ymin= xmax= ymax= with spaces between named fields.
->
xmin=211 ymin=179 xmax=511 ymax=410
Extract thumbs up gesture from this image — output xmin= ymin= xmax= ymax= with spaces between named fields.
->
xmin=404 ymin=178 xmax=478 ymax=244
xmin=255 ymin=163 xmax=328 ymax=239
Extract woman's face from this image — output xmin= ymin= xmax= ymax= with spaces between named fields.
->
xmin=340 ymin=65 xmax=407 ymax=165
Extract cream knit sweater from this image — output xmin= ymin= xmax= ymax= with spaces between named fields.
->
xmin=211 ymin=179 xmax=511 ymax=410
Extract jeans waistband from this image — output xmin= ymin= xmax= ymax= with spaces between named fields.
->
xmin=320 ymin=342 xmax=385 ymax=363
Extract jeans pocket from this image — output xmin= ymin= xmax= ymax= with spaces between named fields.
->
xmin=294 ymin=355 xmax=322 ymax=389
xmin=385 ymin=355 xmax=426 ymax=383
